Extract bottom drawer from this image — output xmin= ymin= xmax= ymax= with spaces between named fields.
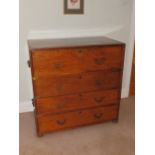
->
xmin=36 ymin=105 xmax=118 ymax=134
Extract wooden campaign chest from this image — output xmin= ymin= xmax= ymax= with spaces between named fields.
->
xmin=28 ymin=37 xmax=125 ymax=136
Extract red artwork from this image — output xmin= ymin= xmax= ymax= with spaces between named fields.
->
xmin=64 ymin=0 xmax=83 ymax=14
xmin=70 ymin=0 xmax=78 ymax=5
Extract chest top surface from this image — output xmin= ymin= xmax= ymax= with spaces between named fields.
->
xmin=28 ymin=36 xmax=124 ymax=50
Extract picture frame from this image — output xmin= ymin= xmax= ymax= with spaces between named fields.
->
xmin=64 ymin=0 xmax=84 ymax=14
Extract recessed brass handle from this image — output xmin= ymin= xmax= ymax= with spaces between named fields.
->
xmin=95 ymin=80 xmax=102 ymax=86
xmin=94 ymin=97 xmax=104 ymax=103
xmin=57 ymin=119 xmax=66 ymax=125
xmin=53 ymin=63 xmax=64 ymax=69
xmin=94 ymin=113 xmax=103 ymax=119
xmin=57 ymin=84 xmax=64 ymax=92
xmin=95 ymin=57 xmax=105 ymax=65
xmin=57 ymin=103 xmax=65 ymax=109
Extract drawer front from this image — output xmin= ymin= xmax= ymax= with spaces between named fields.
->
xmin=37 ymin=105 xmax=118 ymax=133
xmin=34 ymin=71 xmax=122 ymax=97
xmin=36 ymin=89 xmax=120 ymax=114
xmin=31 ymin=45 xmax=124 ymax=77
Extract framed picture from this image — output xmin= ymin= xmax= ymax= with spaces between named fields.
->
xmin=64 ymin=0 xmax=84 ymax=14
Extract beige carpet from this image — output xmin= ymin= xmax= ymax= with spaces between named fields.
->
xmin=20 ymin=97 xmax=135 ymax=155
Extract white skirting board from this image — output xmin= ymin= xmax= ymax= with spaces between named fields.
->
xmin=19 ymin=88 xmax=128 ymax=113
xmin=19 ymin=101 xmax=34 ymax=113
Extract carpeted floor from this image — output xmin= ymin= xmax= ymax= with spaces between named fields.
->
xmin=20 ymin=97 xmax=135 ymax=155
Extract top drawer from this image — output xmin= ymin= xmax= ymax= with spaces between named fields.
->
xmin=31 ymin=45 xmax=124 ymax=77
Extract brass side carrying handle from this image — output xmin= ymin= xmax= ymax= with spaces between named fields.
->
xmin=57 ymin=119 xmax=66 ymax=125
xmin=94 ymin=113 xmax=103 ymax=119
xmin=31 ymin=98 xmax=36 ymax=107
xmin=94 ymin=97 xmax=104 ymax=103
xmin=95 ymin=57 xmax=105 ymax=65
xmin=27 ymin=60 xmax=31 ymax=67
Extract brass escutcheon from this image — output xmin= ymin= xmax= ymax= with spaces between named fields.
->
xmin=95 ymin=57 xmax=105 ymax=65
xmin=94 ymin=113 xmax=103 ymax=119
xmin=94 ymin=97 xmax=104 ymax=103
xmin=53 ymin=63 xmax=64 ymax=69
xmin=57 ymin=119 xmax=66 ymax=125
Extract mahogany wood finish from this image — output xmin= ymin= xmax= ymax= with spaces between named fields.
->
xmin=34 ymin=71 xmax=121 ymax=97
xmin=37 ymin=105 xmax=118 ymax=134
xmin=29 ymin=44 xmax=125 ymax=136
xmin=35 ymin=89 xmax=120 ymax=114
xmin=31 ymin=46 xmax=124 ymax=77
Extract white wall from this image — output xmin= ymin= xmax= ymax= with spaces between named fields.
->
xmin=19 ymin=0 xmax=134 ymax=112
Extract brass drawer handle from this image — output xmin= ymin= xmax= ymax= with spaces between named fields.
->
xmin=95 ymin=80 xmax=103 ymax=86
xmin=94 ymin=113 xmax=103 ymax=119
xmin=57 ymin=119 xmax=66 ymax=125
xmin=57 ymin=84 xmax=64 ymax=92
xmin=57 ymin=103 xmax=65 ymax=109
xmin=95 ymin=57 xmax=105 ymax=65
xmin=53 ymin=63 xmax=64 ymax=69
xmin=94 ymin=97 xmax=104 ymax=103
